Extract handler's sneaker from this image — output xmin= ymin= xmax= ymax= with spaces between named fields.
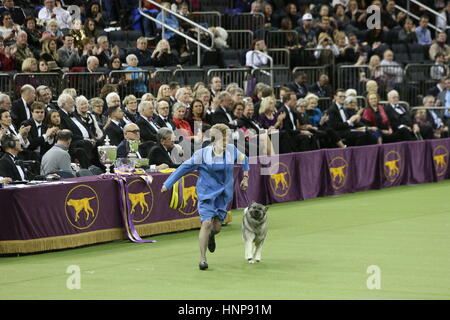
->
xmin=199 ymin=261 xmax=208 ymax=270
xmin=208 ymin=233 xmax=216 ymax=253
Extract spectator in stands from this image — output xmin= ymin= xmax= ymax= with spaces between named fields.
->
xmin=40 ymin=129 xmax=79 ymax=177
xmin=380 ymin=49 xmax=404 ymax=89
xmin=429 ymin=32 xmax=450 ymax=62
xmin=157 ymin=84 xmax=171 ymax=101
xmin=334 ymin=31 xmax=360 ymax=64
xmin=122 ymin=95 xmax=139 ymax=124
xmin=286 ymin=71 xmax=309 ymax=99
xmin=38 ymin=59 xmax=49 ymax=72
xmin=105 ymin=55 xmax=125 ymax=89
xmin=398 ymin=18 xmax=418 ymax=44
xmin=22 ymin=101 xmax=57 ymax=159
xmin=124 ymin=54 xmax=148 ymax=96
xmin=315 ymin=15 xmax=335 ymax=39
xmin=304 ymin=93 xmax=323 ymax=128
xmin=0 ymin=11 xmax=20 ymax=46
xmin=84 ymin=18 xmax=98 ymax=40
xmin=210 ymin=91 xmax=238 ymax=129
xmin=314 ymin=32 xmax=339 ymax=65
xmin=309 ymin=74 xmax=331 ymax=98
xmin=431 ymin=53 xmax=448 ymax=80
xmin=194 ymin=88 xmax=212 ymax=118
xmin=346 ymin=0 xmax=367 ymax=31
xmin=0 ymin=93 xmax=12 ymax=110
xmin=437 ymin=76 xmax=450 ymax=127
xmin=136 ymin=100 xmax=160 ymax=143
xmin=258 ymin=96 xmax=285 ymax=131
xmin=155 ymin=2 xmax=183 ymax=53
xmin=249 ymin=1 xmax=262 ymax=14
xmin=129 ymin=37 xmax=154 ymax=67
xmin=0 ymin=108 xmax=30 ymax=148
xmin=154 ymin=99 xmax=176 ymax=131
xmin=209 ymin=76 xmax=222 ymax=100
xmin=117 ymin=122 xmax=154 ymax=160
xmin=151 ymin=39 xmax=180 ymax=67
xmin=175 ymin=87 xmax=191 ymax=110
xmin=168 ymin=81 xmax=180 ymax=106
xmin=103 ymin=103 xmax=124 ymax=146
xmin=436 ymin=1 xmax=450 ymax=34
xmin=172 ymin=102 xmax=200 ymax=145
xmin=23 ymin=16 xmax=42 ymax=53
xmin=421 ymin=95 xmax=449 ymax=139
xmin=69 ymin=19 xmax=87 ymax=53
xmin=262 ymin=3 xmax=275 ymax=28
xmin=384 ymin=90 xmax=418 ymax=140
xmin=0 ymin=36 xmax=16 ymax=71
xmin=245 ymin=39 xmax=269 ymax=68
xmin=38 ymin=0 xmax=72 ymax=31
xmin=11 ymin=84 xmax=35 ymax=128
xmin=57 ymin=35 xmax=80 ymax=69
xmin=413 ymin=108 xmax=434 ymax=139
xmin=230 ymin=88 xmax=245 ymax=104
xmin=295 ymin=13 xmax=316 ymax=48
xmin=94 ymin=35 xmax=116 ymax=68
xmin=415 ymin=15 xmax=432 ymax=46
xmin=278 ymin=17 xmax=301 ymax=49
xmin=44 ymin=108 xmax=61 ymax=131
xmin=186 ymin=99 xmax=208 ymax=135
xmin=148 ymin=127 xmax=180 ymax=168
xmin=281 ymin=2 xmax=300 ymax=29
xmin=89 ymin=97 xmax=106 ymax=129
xmin=85 ymin=1 xmax=106 ymax=30
xmin=72 ymin=95 xmax=99 ymax=144
xmin=41 ymin=19 xmax=64 ymax=45
xmin=381 ymin=0 xmax=399 ymax=30
xmin=0 ymin=0 xmax=25 ymax=26
xmin=0 ymin=132 xmax=30 ymax=180
xmin=36 ymin=85 xmax=54 ymax=111
xmin=428 ymin=77 xmax=447 ymax=97
xmin=333 ymin=4 xmax=350 ymax=30
xmin=40 ymin=38 xmax=59 ymax=66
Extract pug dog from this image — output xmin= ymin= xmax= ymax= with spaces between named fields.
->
xmin=242 ymin=202 xmax=268 ymax=264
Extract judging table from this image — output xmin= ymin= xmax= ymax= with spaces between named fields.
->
xmin=1 ymin=139 xmax=450 ymax=254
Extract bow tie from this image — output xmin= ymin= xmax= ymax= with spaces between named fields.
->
xmin=37 ymin=125 xmax=42 ymax=130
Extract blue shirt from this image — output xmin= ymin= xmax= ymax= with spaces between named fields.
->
xmin=444 ymin=90 xmax=450 ymax=118
xmin=415 ymin=27 xmax=432 ymax=45
xmin=155 ymin=12 xmax=180 ymax=40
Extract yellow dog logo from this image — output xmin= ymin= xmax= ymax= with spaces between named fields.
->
xmin=329 ymin=165 xmax=346 ymax=184
xmin=182 ymin=186 xmax=198 ymax=208
xmin=271 ymin=172 xmax=289 ymax=191
xmin=434 ymin=153 xmax=448 ymax=169
xmin=67 ymin=197 xmax=96 ymax=222
xmin=384 ymin=159 xmax=400 ymax=177
xmin=129 ymin=192 xmax=150 ymax=215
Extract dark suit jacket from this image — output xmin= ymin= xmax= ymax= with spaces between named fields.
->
xmin=21 ymin=118 xmax=53 ymax=157
xmin=0 ymin=153 xmax=30 ymax=181
xmin=326 ymin=103 xmax=352 ymax=132
xmin=117 ymin=139 xmax=155 ymax=159
xmin=136 ymin=116 xmax=160 ymax=143
xmin=148 ymin=144 xmax=180 ymax=168
xmin=384 ymin=104 xmax=413 ymax=130
xmin=103 ymin=121 xmax=124 ymax=146
xmin=277 ymin=104 xmax=299 ymax=132
xmin=58 ymin=109 xmax=85 ymax=142
xmin=237 ymin=116 xmax=264 ymax=134
xmin=210 ymin=106 xmax=237 ymax=129
xmin=11 ymin=99 xmax=31 ymax=129
xmin=286 ymin=82 xmax=308 ymax=99
xmin=308 ymin=82 xmax=332 ymax=98
xmin=427 ymin=85 xmax=444 ymax=98
xmin=154 ymin=115 xmax=176 ymax=131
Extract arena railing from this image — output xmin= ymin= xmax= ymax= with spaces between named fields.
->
xmin=148 ymin=69 xmax=174 ymax=96
xmin=268 ymin=48 xmax=290 ymax=68
xmin=61 ymin=72 xmax=106 ymax=99
xmin=379 ymin=100 xmax=411 ymax=110
xmin=13 ymin=72 xmax=61 ymax=99
xmin=0 ymin=72 xmax=13 ymax=97
xmin=338 ymin=64 xmax=371 ymax=94
xmin=266 ymin=30 xmax=299 ymax=49
xmin=292 ymin=66 xmax=329 ymax=88
xmin=251 ymin=67 xmax=289 ymax=88
xmin=173 ymin=68 xmax=205 ymax=86
xmin=207 ymin=68 xmax=251 ymax=91
xmin=139 ymin=0 xmax=214 ymax=67
xmin=190 ymin=11 xmax=222 ymax=28
xmin=227 ymin=30 xmax=254 ymax=50
xmin=396 ymin=0 xmax=443 ymax=33
xmin=108 ymin=70 xmax=152 ymax=99
xmin=224 ymin=13 xmax=265 ymax=31
xmin=199 ymin=0 xmax=234 ymax=12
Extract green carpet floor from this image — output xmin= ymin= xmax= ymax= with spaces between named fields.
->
xmin=1 ymin=181 xmax=450 ymax=300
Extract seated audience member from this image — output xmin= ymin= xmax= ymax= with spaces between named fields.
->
xmin=11 ymin=84 xmax=35 ymax=128
xmin=171 ymin=102 xmax=200 ymax=143
xmin=0 ymin=36 xmax=17 ymax=71
xmin=21 ymin=101 xmax=58 ymax=159
xmin=309 ymin=74 xmax=332 ymax=98
xmin=84 ymin=17 xmax=98 ymax=39
xmin=430 ymin=53 xmax=448 ymax=81
xmin=72 ymin=95 xmax=99 ymax=143
xmin=95 ymin=35 xmax=115 ymax=68
xmin=415 ymin=15 xmax=432 ymax=46
xmin=44 ymin=108 xmax=61 ymax=131
xmin=0 ymin=0 xmax=25 ymax=26
xmin=286 ymin=71 xmax=309 ymax=99
xmin=436 ymin=76 xmax=450 ymax=127
xmin=429 ymin=32 xmax=450 ymax=62
xmin=398 ymin=18 xmax=417 ymax=44
xmin=122 ymin=95 xmax=140 ymax=123
xmin=230 ymin=87 xmax=245 ymax=104
xmin=175 ymin=87 xmax=192 ymax=109
xmin=69 ymin=18 xmax=87 ymax=52
xmin=157 ymin=84 xmax=171 ymax=101
xmin=38 ymin=0 xmax=72 ymax=30
xmin=186 ymin=99 xmax=209 ymax=135
xmin=246 ymin=39 xmax=269 ymax=68
xmin=154 ymin=99 xmax=176 ymax=131
xmin=41 ymin=19 xmax=64 ymax=44
xmin=36 ymin=85 xmax=55 ymax=111
xmin=0 ymin=93 xmax=12 ymax=110
xmin=0 ymin=133 xmax=32 ymax=180
xmin=0 ymin=108 xmax=30 ymax=148
xmin=380 ymin=49 xmax=404 ymax=90
xmin=40 ymin=129 xmax=76 ymax=177
xmin=103 ymin=104 xmax=124 ymax=146
xmin=129 ymin=37 xmax=154 ymax=67
xmin=384 ymin=90 xmax=418 ymax=141
xmin=89 ymin=97 xmax=106 ymax=129
xmin=13 ymin=31 xmax=35 ymax=69
xmin=427 ymin=77 xmax=446 ymax=98
xmin=0 ymin=11 xmax=20 ymax=46
xmin=421 ymin=95 xmax=449 ymax=139
xmin=23 ymin=16 xmax=42 ymax=52
xmin=148 ymin=127 xmax=181 ymax=168
xmin=151 ymin=39 xmax=180 ymax=67
xmin=85 ymin=1 xmax=106 ymax=30
xmin=258 ymin=96 xmax=285 ymax=131
xmin=210 ymin=91 xmax=238 ymax=129
xmin=304 ymin=93 xmax=323 ymax=128
xmin=136 ymin=100 xmax=160 ymax=143
xmin=57 ymin=34 xmax=80 ymax=69
xmin=124 ymin=54 xmax=148 ymax=96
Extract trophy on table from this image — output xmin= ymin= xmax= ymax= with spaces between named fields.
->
xmin=98 ymin=136 xmax=117 ymax=175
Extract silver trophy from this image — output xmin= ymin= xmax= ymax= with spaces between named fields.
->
xmin=98 ymin=136 xmax=117 ymax=174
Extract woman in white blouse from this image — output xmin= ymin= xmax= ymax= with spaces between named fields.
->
xmin=245 ymin=39 xmax=269 ymax=68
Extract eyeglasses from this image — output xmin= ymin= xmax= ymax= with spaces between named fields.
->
xmin=126 ymin=129 xmax=140 ymax=134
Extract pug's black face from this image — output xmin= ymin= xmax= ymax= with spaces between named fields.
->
xmin=248 ymin=203 xmax=268 ymax=221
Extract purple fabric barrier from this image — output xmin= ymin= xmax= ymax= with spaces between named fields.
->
xmin=324 ymin=148 xmax=354 ymax=195
xmin=232 ymin=162 xmax=268 ymax=209
xmin=350 ymin=144 xmax=382 ymax=192
xmin=379 ymin=142 xmax=408 ymax=188
xmin=406 ymin=141 xmax=434 ymax=185
xmin=428 ymin=139 xmax=450 ymax=181
xmin=295 ymin=150 xmax=326 ymax=200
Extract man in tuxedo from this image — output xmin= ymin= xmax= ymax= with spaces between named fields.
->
xmin=278 ymin=91 xmax=316 ymax=152
xmin=36 ymin=85 xmax=56 ymax=112
xmin=308 ymin=74 xmax=332 ymax=98
xmin=104 ymin=105 xmax=124 ymax=146
xmin=136 ymin=100 xmax=160 ymax=143
xmin=11 ymin=84 xmax=36 ymax=128
xmin=210 ymin=92 xmax=238 ymax=129
xmin=117 ymin=123 xmax=167 ymax=170
xmin=326 ymin=89 xmax=369 ymax=146
xmin=209 ymin=76 xmax=222 ymax=102
xmin=286 ymin=71 xmax=309 ymax=99
xmin=168 ymin=82 xmax=180 ymax=107
xmin=57 ymin=93 xmax=93 ymax=168
xmin=437 ymin=76 xmax=450 ymax=127
xmin=384 ymin=90 xmax=418 ymax=141
xmin=0 ymin=93 xmax=12 ymax=111
xmin=0 ymin=133 xmax=30 ymax=181
xmin=22 ymin=102 xmax=58 ymax=160
xmin=148 ymin=128 xmax=182 ymax=168
xmin=154 ymin=100 xmax=176 ymax=131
